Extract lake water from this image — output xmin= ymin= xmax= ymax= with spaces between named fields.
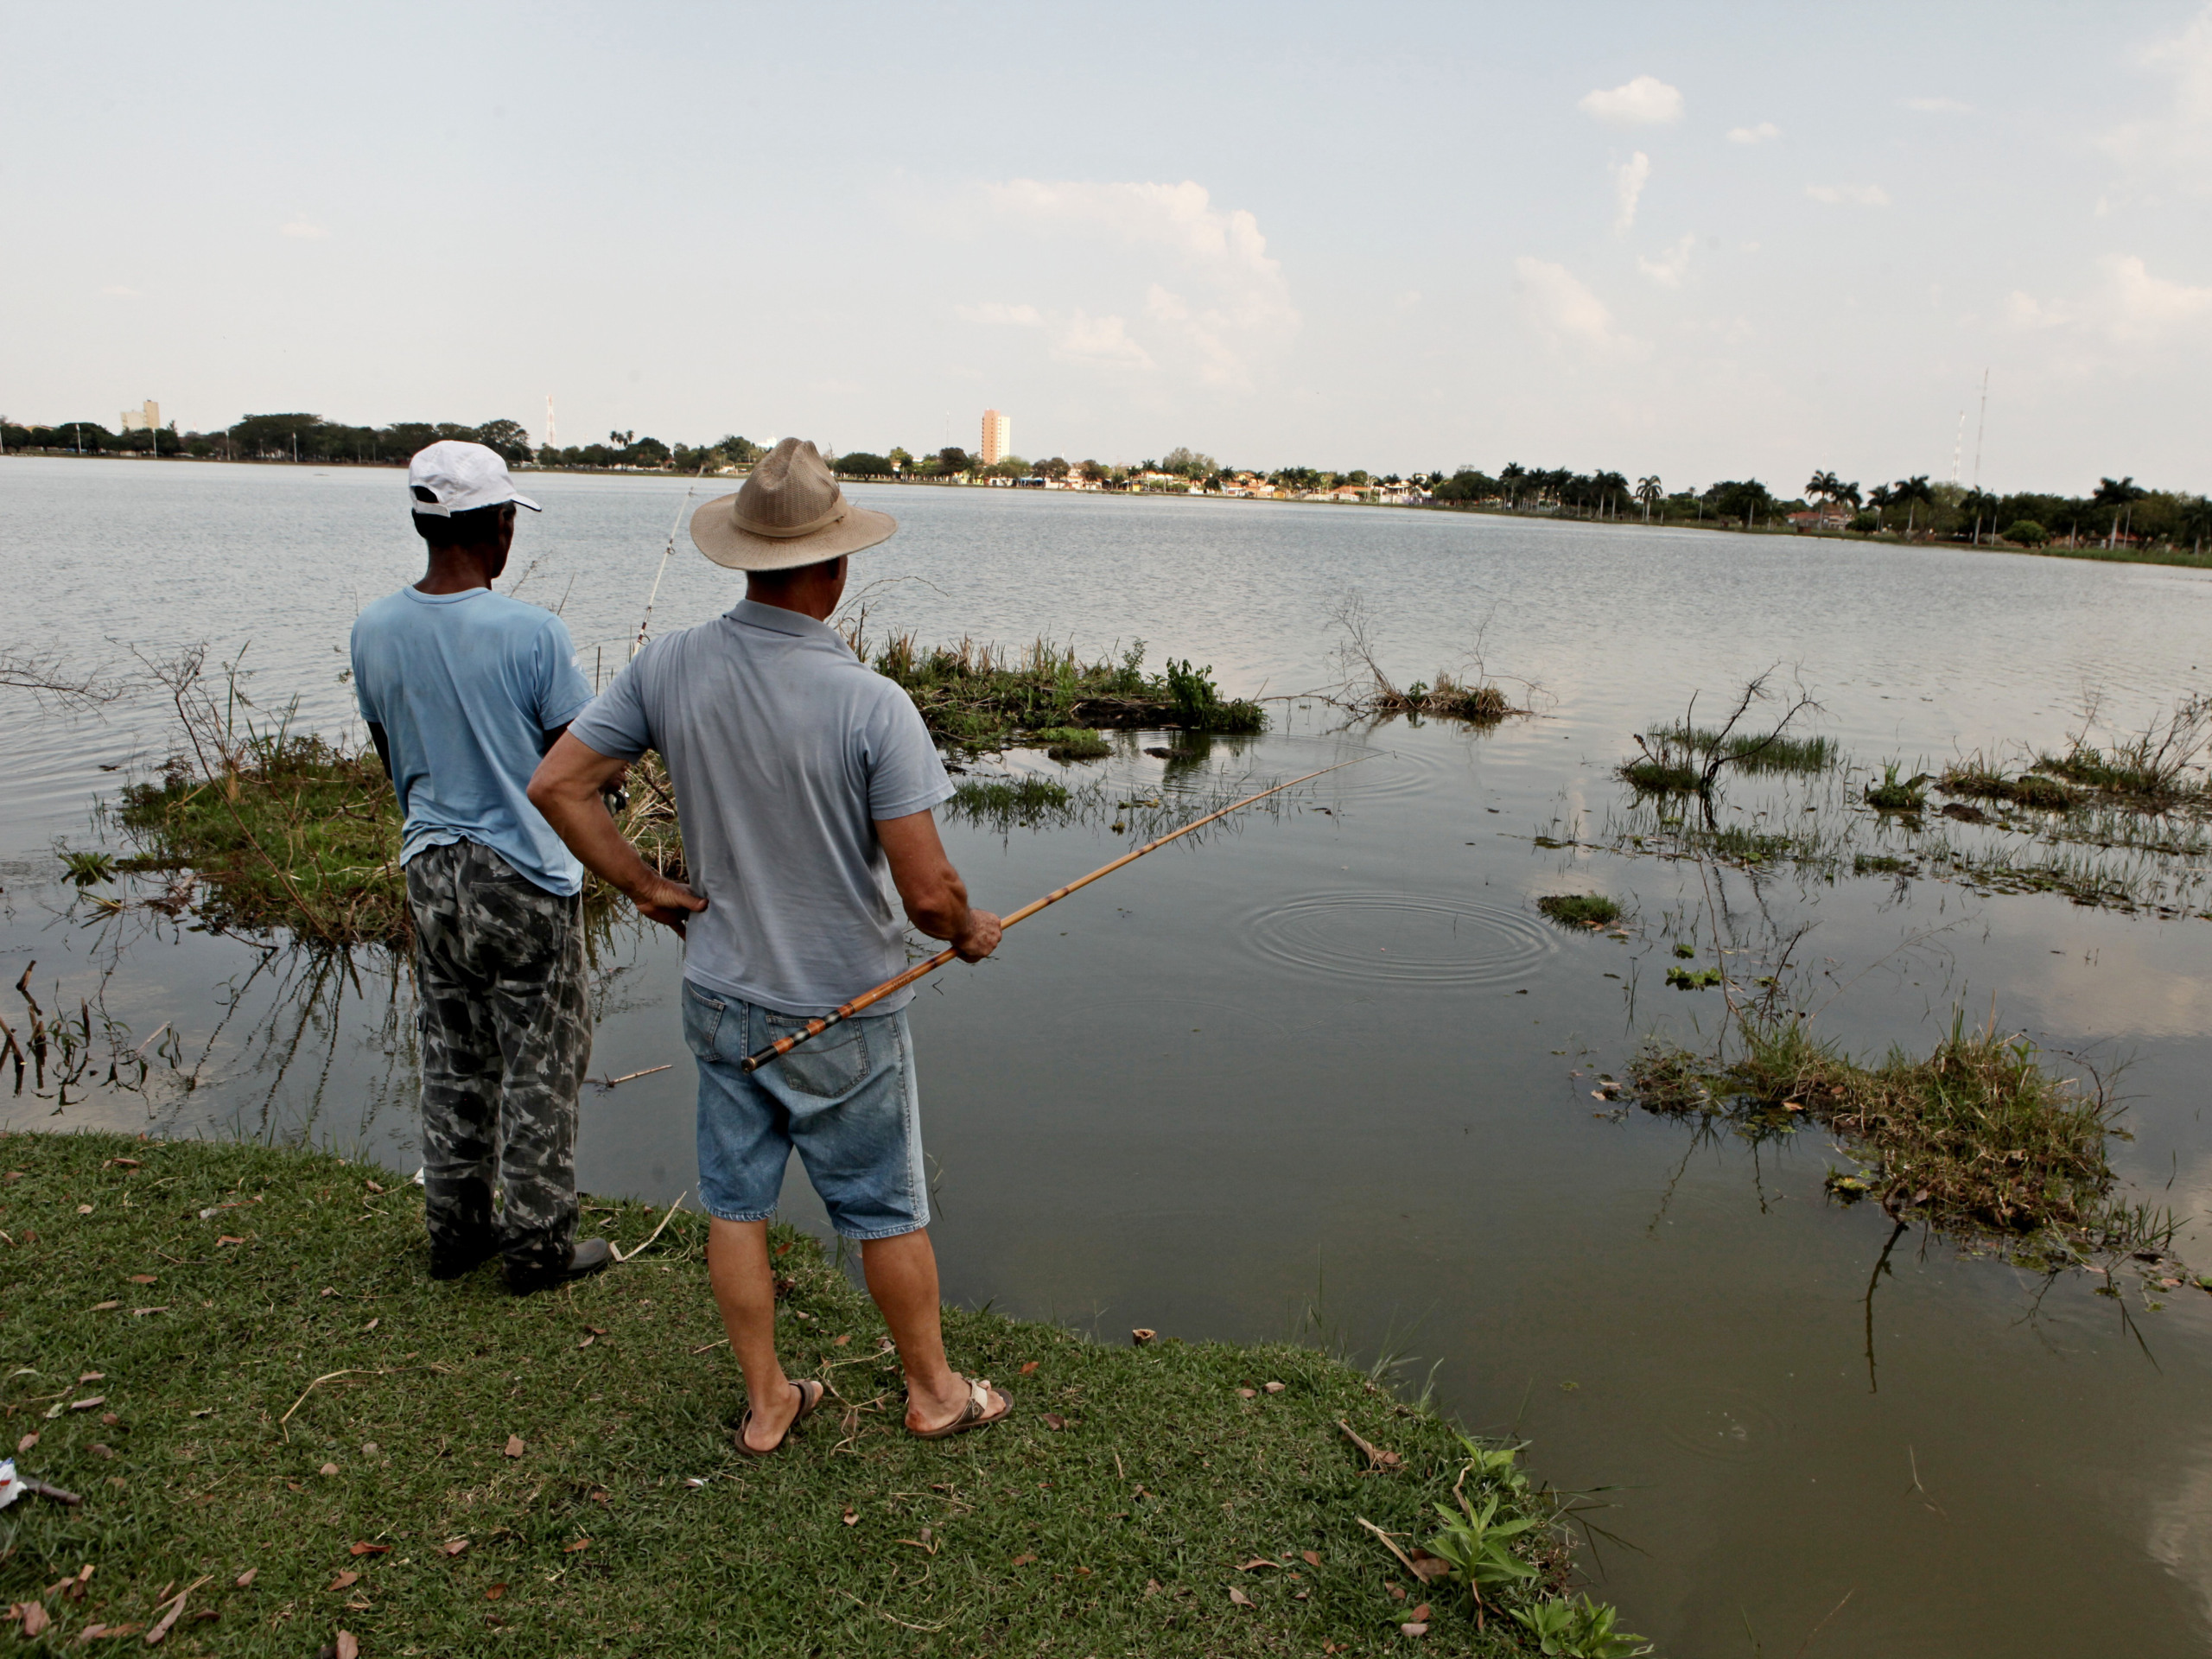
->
xmin=7 ymin=457 xmax=2212 ymax=1655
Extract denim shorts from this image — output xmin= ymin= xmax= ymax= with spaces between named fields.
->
xmin=681 ymin=982 xmax=928 ymax=1240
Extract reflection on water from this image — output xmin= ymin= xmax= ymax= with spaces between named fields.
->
xmin=7 ymin=463 xmax=2212 ymax=1654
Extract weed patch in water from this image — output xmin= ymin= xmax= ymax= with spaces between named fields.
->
xmin=1630 ymin=1013 xmax=2133 ymax=1249
xmin=1865 ymin=763 xmax=1930 ymax=813
xmin=1022 ymin=726 xmax=1111 ymax=761
xmin=1535 ymin=893 xmax=1621 ymax=928
xmin=1649 ymin=722 xmax=1837 ymax=775
xmin=0 ymin=1130 xmax=1601 ymax=1657
xmin=1940 ymin=763 xmax=2077 ymax=811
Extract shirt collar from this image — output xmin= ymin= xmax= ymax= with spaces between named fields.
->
xmin=730 ymin=598 xmax=845 ymax=647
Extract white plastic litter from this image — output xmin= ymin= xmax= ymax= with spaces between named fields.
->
xmin=0 ymin=1459 xmax=23 ymax=1510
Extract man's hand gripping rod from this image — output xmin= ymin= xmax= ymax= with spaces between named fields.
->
xmin=740 ymin=753 xmax=1372 ymax=1073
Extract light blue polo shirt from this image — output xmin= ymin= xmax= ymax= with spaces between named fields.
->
xmin=350 ymin=586 xmax=594 ymax=895
xmin=568 ymin=599 xmax=954 ymax=1017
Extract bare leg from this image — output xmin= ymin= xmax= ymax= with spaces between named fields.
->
xmin=707 ymin=1217 xmax=802 ymax=1452
xmin=860 ymin=1228 xmax=1006 ymax=1433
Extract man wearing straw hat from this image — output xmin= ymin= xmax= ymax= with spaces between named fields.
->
xmin=530 ymin=438 xmax=1012 ymax=1453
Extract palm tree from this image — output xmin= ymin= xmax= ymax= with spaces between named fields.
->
xmin=1636 ymin=475 xmax=1662 ymax=522
xmin=1500 ymin=462 xmax=1527 ymax=508
xmin=1805 ymin=470 xmax=1842 ymax=513
xmin=2092 ymin=476 xmax=2147 ymax=548
xmin=1891 ymin=474 xmax=1936 ymax=538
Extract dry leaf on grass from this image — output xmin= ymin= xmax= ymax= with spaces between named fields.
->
xmin=1130 ymin=1328 xmax=1156 ymax=1344
xmin=1338 ymin=1420 xmax=1402 ymax=1470
xmin=484 ymin=1583 xmax=507 ymax=1601
xmin=90 ymin=1301 xmax=119 ymax=1312
xmin=320 ymin=1463 xmax=340 ymax=1477
xmin=1042 ymin=1412 xmax=1068 ymax=1431
xmin=1264 ymin=1381 xmax=1286 ymax=1394
xmin=577 ymin=1335 xmax=594 ymax=1349
xmin=503 ymin=1435 xmax=524 ymax=1459
xmin=76 ymin=1204 xmax=92 ymax=1215
xmin=348 ymin=1541 xmax=391 ymax=1558
xmin=327 ymin=1571 xmax=359 ymax=1592
xmin=563 ymin=1537 xmax=590 ymax=1554
xmin=832 ymin=1334 xmax=850 ymax=1347
xmin=441 ymin=1539 xmax=469 ymax=1557
xmin=1402 ymin=1620 xmax=1429 ymax=1637
xmin=841 ymin=1507 xmax=859 ymax=1527
xmin=1302 ymin=1550 xmax=1323 ymax=1567
xmin=1229 ymin=1587 xmax=1255 ymax=1609
xmin=1410 ymin=1602 xmax=1431 ymax=1621
xmin=1234 ymin=1558 xmax=1280 ymax=1572
xmin=129 ymin=1274 xmax=156 ymax=1285
xmin=1010 ymin=1554 xmax=1036 ymax=1567
xmin=69 ymin=1396 xmax=105 ymax=1411
xmin=337 ymin=1631 xmax=359 ymax=1659
xmin=216 ymin=1236 xmax=245 ymax=1246
xmin=1408 ymin=1548 xmax=1452 ymax=1584
xmin=234 ymin=1568 xmax=257 ymax=1588
xmin=15 ymin=1433 xmax=35 ymax=1453
xmin=1019 ymin=1360 xmax=1039 ymax=1375
xmin=17 ymin=1603 xmax=50 ymax=1636
xmin=1237 ymin=1388 xmax=1256 ymax=1399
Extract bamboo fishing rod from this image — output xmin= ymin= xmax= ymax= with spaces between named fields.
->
xmin=741 ymin=753 xmax=1373 ymax=1073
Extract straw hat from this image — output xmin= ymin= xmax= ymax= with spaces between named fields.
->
xmin=689 ymin=438 xmax=897 ymax=570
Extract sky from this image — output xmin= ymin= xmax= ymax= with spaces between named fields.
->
xmin=5 ymin=0 xmax=2211 ymax=496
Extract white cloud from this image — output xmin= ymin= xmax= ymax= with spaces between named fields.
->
xmin=1637 ymin=234 xmax=1694 ymax=288
xmin=1612 ymin=151 xmax=1650 ymax=233
xmin=2102 ymin=7 xmax=2212 ymax=188
xmin=100 ymin=284 xmax=139 ymax=297
xmin=957 ymin=302 xmax=1043 ymax=327
xmin=281 ymin=219 xmax=329 ymax=239
xmin=985 ymin=177 xmax=1296 ymax=386
xmin=1052 ymin=311 xmax=1154 ymax=371
xmin=1726 ymin=122 xmax=1781 ymax=145
xmin=1578 ymin=74 xmax=1684 ymax=126
xmin=1806 ymin=183 xmax=1891 ymax=207
xmin=2005 ymin=254 xmax=2212 ymax=344
xmin=1514 ymin=256 xmax=1641 ymax=359
xmin=1904 ymin=97 xmax=1975 ymax=113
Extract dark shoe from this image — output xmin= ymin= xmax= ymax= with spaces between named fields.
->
xmin=505 ymin=1236 xmax=613 ymax=1294
xmin=732 ymin=1379 xmax=828 ymax=1457
xmin=429 ymin=1233 xmax=499 ymax=1282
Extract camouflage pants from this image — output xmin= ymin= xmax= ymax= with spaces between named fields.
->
xmin=406 ymin=840 xmax=592 ymax=1278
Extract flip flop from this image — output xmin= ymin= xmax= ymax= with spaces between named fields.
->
xmin=733 ymin=1378 xmax=827 ymax=1456
xmin=908 ymin=1374 xmax=1012 ymax=1440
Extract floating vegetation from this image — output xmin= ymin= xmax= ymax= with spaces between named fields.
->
xmin=1865 ymin=762 xmax=1930 ymax=813
xmin=1939 ymin=760 xmax=2077 ymax=811
xmin=1647 ymin=722 xmax=1837 ymax=775
xmin=1664 ymin=965 xmax=1723 ymax=989
xmin=1535 ymin=893 xmax=1621 ymax=928
xmin=1630 ymin=1010 xmax=2140 ymax=1251
xmin=2033 ymin=691 xmax=2212 ymax=804
xmin=948 ymin=776 xmax=1071 ymax=819
xmin=56 ymin=846 xmax=117 ymax=885
xmin=1021 ymin=726 xmax=1111 ymax=762
xmin=1623 ymin=671 xmax=1822 ymax=798
xmin=1320 ymin=589 xmax=1530 ymax=724
xmin=856 ymin=632 xmax=1263 ymax=747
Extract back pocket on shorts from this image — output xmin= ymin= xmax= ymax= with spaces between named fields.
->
xmin=760 ymin=1013 xmax=871 ymax=1099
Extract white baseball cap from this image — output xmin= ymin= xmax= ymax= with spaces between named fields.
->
xmin=407 ymin=440 xmax=541 ymax=517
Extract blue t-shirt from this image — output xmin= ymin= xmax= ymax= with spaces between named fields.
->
xmin=350 ymin=586 xmax=594 ymax=896
xmin=568 ymin=600 xmax=953 ymax=1016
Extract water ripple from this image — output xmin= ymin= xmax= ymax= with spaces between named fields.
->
xmin=1241 ymin=889 xmax=1556 ymax=986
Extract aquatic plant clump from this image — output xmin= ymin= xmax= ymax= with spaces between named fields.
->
xmin=1025 ymin=726 xmax=1112 ymax=761
xmin=0 ymin=1130 xmax=1610 ymax=1656
xmin=1939 ymin=763 xmax=2078 ymax=811
xmin=116 ymin=737 xmax=686 ymax=945
xmin=861 ymin=632 xmax=1264 ymax=747
xmin=1865 ymin=763 xmax=1930 ymax=812
xmin=1536 ymin=893 xmax=1622 ymax=929
xmin=1630 ymin=1013 xmax=2126 ymax=1245
xmin=1647 ymin=722 xmax=1837 ymax=776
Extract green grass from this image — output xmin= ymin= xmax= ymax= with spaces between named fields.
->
xmin=1865 ymin=764 xmax=1929 ymax=813
xmin=861 ymin=635 xmax=1264 ymax=747
xmin=0 ymin=1133 xmax=1597 ymax=1656
xmin=1534 ymin=894 xmax=1621 ymax=929
xmin=1938 ymin=765 xmax=2077 ymax=811
xmin=112 ymin=740 xmax=686 ymax=946
xmin=1630 ymin=1013 xmax=2138 ymax=1247
xmin=1647 ymin=724 xmax=1836 ymax=776
xmin=1024 ymin=728 xmax=1112 ymax=762
xmin=1617 ymin=759 xmax=1700 ymax=795
xmin=946 ymin=776 xmax=1074 ymax=826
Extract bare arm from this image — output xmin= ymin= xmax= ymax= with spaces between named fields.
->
xmin=875 ymin=809 xmax=1001 ymax=962
xmin=527 ymin=733 xmax=707 ymax=934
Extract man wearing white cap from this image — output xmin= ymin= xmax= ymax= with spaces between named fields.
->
xmin=530 ymin=437 xmax=1012 ymax=1452
xmin=351 ymin=440 xmax=613 ymax=1294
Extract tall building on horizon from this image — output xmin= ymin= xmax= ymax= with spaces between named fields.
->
xmin=979 ymin=408 xmax=1010 ymax=466
xmin=118 ymin=399 xmax=160 ymax=432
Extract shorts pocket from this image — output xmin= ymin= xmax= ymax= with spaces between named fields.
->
xmin=682 ymin=984 xmax=727 ymax=1058
xmin=760 ymin=1013 xmax=871 ymax=1099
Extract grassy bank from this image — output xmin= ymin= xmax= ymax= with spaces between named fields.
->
xmin=0 ymin=1134 xmax=1621 ymax=1656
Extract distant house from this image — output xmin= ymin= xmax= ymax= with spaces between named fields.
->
xmin=1789 ymin=506 xmax=1852 ymax=531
